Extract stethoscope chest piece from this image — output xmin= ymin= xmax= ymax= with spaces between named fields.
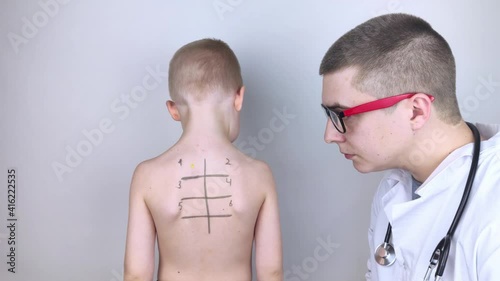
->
xmin=374 ymin=242 xmax=396 ymax=266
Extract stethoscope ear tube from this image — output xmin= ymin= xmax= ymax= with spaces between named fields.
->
xmin=447 ymin=122 xmax=481 ymax=237
xmin=434 ymin=122 xmax=480 ymax=278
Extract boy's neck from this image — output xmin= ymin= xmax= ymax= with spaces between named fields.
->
xmin=178 ymin=107 xmax=233 ymax=148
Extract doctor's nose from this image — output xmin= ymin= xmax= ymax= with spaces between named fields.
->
xmin=324 ymin=120 xmax=346 ymax=144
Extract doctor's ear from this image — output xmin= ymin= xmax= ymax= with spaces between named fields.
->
xmin=409 ymin=93 xmax=433 ymax=130
xmin=234 ymin=86 xmax=245 ymax=112
xmin=166 ymin=100 xmax=181 ymax=121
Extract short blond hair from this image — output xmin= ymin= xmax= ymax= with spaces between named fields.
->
xmin=168 ymin=38 xmax=242 ymax=103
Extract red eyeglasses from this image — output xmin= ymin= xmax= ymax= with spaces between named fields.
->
xmin=321 ymin=93 xmax=435 ymax=133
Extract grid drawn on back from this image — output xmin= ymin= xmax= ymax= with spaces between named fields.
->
xmin=178 ymin=158 xmax=233 ymax=234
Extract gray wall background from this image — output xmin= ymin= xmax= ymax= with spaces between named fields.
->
xmin=1 ymin=0 xmax=499 ymax=280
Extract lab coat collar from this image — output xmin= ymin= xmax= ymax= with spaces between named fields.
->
xmin=380 ymin=122 xmax=500 ymax=217
xmin=415 ymin=122 xmax=500 ymax=198
xmin=380 ymin=122 xmax=500 ymax=223
xmin=476 ymin=122 xmax=500 ymax=140
xmin=380 ymin=169 xmax=412 ymax=213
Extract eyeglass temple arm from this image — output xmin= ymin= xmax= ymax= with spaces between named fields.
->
xmin=343 ymin=93 xmax=434 ymax=117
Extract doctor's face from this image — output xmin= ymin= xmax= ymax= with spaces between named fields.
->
xmin=321 ymin=68 xmax=410 ymax=173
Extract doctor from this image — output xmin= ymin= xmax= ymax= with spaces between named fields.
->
xmin=319 ymin=13 xmax=500 ymax=280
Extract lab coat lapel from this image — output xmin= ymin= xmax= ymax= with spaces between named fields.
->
xmin=382 ymin=169 xmax=463 ymax=279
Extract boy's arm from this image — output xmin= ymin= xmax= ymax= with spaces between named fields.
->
xmin=254 ymin=165 xmax=283 ymax=281
xmin=124 ymin=163 xmax=156 ymax=281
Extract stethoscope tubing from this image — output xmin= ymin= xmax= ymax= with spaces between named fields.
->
xmin=446 ymin=122 xmax=480 ymax=237
xmin=433 ymin=122 xmax=481 ymax=277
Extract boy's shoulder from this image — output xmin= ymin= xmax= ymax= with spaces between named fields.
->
xmin=231 ymin=150 xmax=273 ymax=173
xmin=133 ymin=144 xmax=275 ymax=181
xmin=132 ymin=148 xmax=180 ymax=177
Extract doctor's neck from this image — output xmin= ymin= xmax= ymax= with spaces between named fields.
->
xmin=403 ymin=120 xmax=476 ymax=183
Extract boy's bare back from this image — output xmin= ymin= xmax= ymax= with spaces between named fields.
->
xmin=126 ymin=142 xmax=281 ymax=281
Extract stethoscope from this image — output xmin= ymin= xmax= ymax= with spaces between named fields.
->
xmin=374 ymin=122 xmax=481 ymax=281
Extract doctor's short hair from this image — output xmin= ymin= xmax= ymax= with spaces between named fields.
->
xmin=319 ymin=13 xmax=462 ymax=124
xmin=168 ymin=38 xmax=243 ymax=104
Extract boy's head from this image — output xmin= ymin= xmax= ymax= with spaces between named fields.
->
xmin=167 ymin=38 xmax=244 ymax=142
xmin=168 ymin=38 xmax=243 ymax=105
xmin=320 ymin=13 xmax=461 ymax=124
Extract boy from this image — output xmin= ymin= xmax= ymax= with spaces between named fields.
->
xmin=124 ymin=38 xmax=283 ymax=281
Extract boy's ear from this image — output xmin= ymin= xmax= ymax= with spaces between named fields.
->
xmin=234 ymin=86 xmax=245 ymax=112
xmin=166 ymin=100 xmax=181 ymax=121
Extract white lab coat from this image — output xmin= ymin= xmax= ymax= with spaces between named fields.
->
xmin=366 ymin=123 xmax=500 ymax=281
